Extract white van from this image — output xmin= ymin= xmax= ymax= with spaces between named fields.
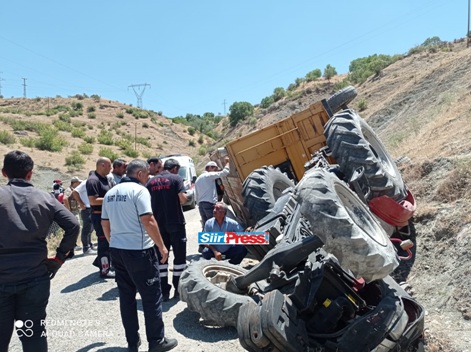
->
xmin=160 ymin=154 xmax=197 ymax=209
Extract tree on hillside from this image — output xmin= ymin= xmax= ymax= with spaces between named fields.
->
xmin=260 ymin=96 xmax=274 ymax=109
xmin=305 ymin=68 xmax=321 ymax=82
xmin=323 ymin=64 xmax=337 ymax=81
xmin=229 ymin=101 xmax=254 ymax=127
xmin=272 ymin=87 xmax=286 ymax=102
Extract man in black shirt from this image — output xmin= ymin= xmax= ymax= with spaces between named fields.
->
xmin=0 ymin=150 xmax=79 ymax=352
xmin=86 ymin=157 xmax=113 ymax=278
xmin=146 ymin=158 xmax=187 ymax=301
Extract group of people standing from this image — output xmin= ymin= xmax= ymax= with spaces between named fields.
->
xmin=0 ymin=149 xmax=248 ymax=352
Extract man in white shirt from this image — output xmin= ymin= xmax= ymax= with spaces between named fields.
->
xmin=72 ymin=174 xmax=96 ymax=255
xmin=194 ymin=157 xmax=230 ymax=229
xmin=101 ymin=159 xmax=177 ymax=352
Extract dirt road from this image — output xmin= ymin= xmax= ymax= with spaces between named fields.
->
xmin=9 ymin=207 xmax=245 ymax=352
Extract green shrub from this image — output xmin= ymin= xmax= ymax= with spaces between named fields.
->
xmin=142 ymin=122 xmax=149 ymax=128
xmin=91 ymin=94 xmax=101 ymax=102
xmin=0 ymin=131 xmax=16 ymax=145
xmin=115 ymin=138 xmax=132 ymax=150
xmin=188 ymin=127 xmax=196 ymax=136
xmin=65 ymin=151 xmax=85 ymax=169
xmin=59 ymin=114 xmax=71 ymax=123
xmin=197 ymin=135 xmax=204 ymax=144
xmin=272 ymin=87 xmax=286 ymax=102
xmin=124 ymin=148 xmax=139 ymax=158
xmin=97 ymin=130 xmax=114 ymax=145
xmin=229 ymin=101 xmax=254 ymax=126
xmin=53 ymin=120 xmax=73 ymax=132
xmin=249 ymin=117 xmax=257 ymax=126
xmin=71 ymin=102 xmax=83 ymax=111
xmin=87 ymin=112 xmax=96 ymax=119
xmin=20 ymin=137 xmax=36 ymax=148
xmin=78 ymin=143 xmax=93 ymax=155
xmin=305 ymin=68 xmax=321 ymax=82
xmin=198 ymin=146 xmax=207 ymax=156
xmin=36 ymin=128 xmax=67 ymax=152
xmin=99 ymin=147 xmax=119 ymax=161
xmin=188 ymin=140 xmax=196 ymax=147
xmin=71 ymin=128 xmax=85 ymax=138
xmin=260 ymin=96 xmax=274 ymax=109
xmin=135 ymin=136 xmax=151 ymax=148
xmin=142 ymin=151 xmax=153 ymax=159
xmin=87 ymin=106 xmax=96 ymax=113
xmin=116 ymin=112 xmax=124 ymax=119
xmin=357 ymin=98 xmax=368 ymax=111
xmin=72 ymin=121 xmax=86 ymax=128
xmin=323 ymin=64 xmax=337 ymax=81
xmin=83 ymin=136 xmax=96 ymax=144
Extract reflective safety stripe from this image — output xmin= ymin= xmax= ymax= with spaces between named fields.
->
xmin=159 ymin=272 xmax=168 ymax=277
xmin=173 ymin=271 xmax=184 ymax=277
xmin=173 ymin=264 xmax=187 ymax=270
xmin=159 ymin=264 xmax=169 ymax=270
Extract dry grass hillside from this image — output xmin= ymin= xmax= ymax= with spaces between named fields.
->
xmin=0 ymin=96 xmax=213 ymax=185
xmin=0 ymin=38 xmax=470 ymax=350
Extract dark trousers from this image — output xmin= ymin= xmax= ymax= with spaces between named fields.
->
xmin=110 ymin=247 xmax=164 ymax=349
xmin=156 ymin=224 xmax=187 ymax=296
xmin=198 ymin=202 xmax=215 ymax=229
xmin=202 ymin=245 xmax=248 ymax=265
xmin=80 ymin=207 xmax=94 ymax=251
xmin=91 ymin=213 xmax=111 ymax=275
xmin=0 ymin=275 xmax=50 ymax=352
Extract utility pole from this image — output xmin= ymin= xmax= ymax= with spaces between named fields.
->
xmin=468 ymin=0 xmax=470 ymax=47
xmin=222 ymin=99 xmax=227 ymax=115
xmin=22 ymin=78 xmax=27 ymax=98
xmin=0 ymin=72 xmax=4 ymax=97
xmin=128 ymin=83 xmax=151 ymax=109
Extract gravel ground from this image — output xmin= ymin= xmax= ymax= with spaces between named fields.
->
xmin=8 ymin=207 xmax=245 ymax=352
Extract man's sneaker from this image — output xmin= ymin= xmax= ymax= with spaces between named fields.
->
xmin=162 ymin=293 xmax=170 ymax=302
xmin=83 ymin=248 xmax=97 ymax=255
xmin=100 ymin=270 xmax=116 ymax=279
xmin=74 ymin=245 xmax=82 ymax=251
xmin=149 ymin=338 xmax=178 ymax=352
xmin=173 ymin=292 xmax=180 ymax=301
xmin=198 ymin=245 xmax=205 ymax=254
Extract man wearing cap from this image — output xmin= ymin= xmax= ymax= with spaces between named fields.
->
xmin=146 ymin=158 xmax=187 ymax=301
xmin=63 ymin=176 xmax=82 ymax=217
xmin=194 ymin=157 xmax=230 ymax=229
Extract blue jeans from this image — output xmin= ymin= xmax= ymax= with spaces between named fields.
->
xmin=202 ymin=245 xmax=247 ymax=265
xmin=110 ymin=247 xmax=165 ymax=349
xmin=0 ymin=275 xmax=50 ymax=352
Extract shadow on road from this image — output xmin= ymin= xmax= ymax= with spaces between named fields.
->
xmin=97 ymin=286 xmax=119 ymax=301
xmin=172 ymin=309 xmax=237 ymax=342
xmin=61 ymin=272 xmax=104 ymax=294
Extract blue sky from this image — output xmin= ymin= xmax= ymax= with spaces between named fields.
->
xmin=0 ymin=1 xmax=466 ymax=117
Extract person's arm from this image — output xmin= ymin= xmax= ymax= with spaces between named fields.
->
xmin=140 ymin=214 xmax=168 ymax=264
xmin=208 ymin=245 xmax=222 ymax=260
xmin=178 ymin=191 xmax=188 ymax=204
xmin=63 ymin=194 xmax=71 ymax=211
xmin=102 ymin=219 xmax=111 ymax=242
xmin=88 ymin=195 xmax=104 ymax=206
xmin=72 ymin=190 xmax=86 ymax=210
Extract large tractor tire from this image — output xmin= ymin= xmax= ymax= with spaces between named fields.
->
xmin=327 ymin=86 xmax=357 ymax=114
xmin=178 ymin=259 xmax=255 ymax=327
xmin=324 ymin=109 xmax=407 ymax=201
xmin=296 ymin=168 xmax=399 ymax=282
xmin=242 ymin=166 xmax=294 ymax=226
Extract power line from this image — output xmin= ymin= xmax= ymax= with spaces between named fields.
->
xmin=128 ymin=83 xmax=151 ymax=109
